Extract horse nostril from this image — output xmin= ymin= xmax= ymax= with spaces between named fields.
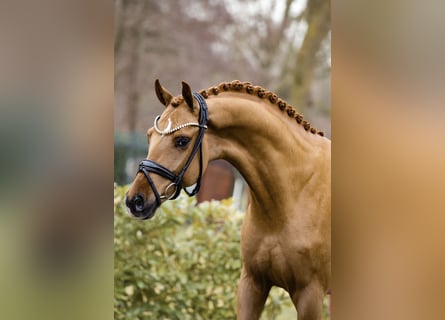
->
xmin=126 ymin=194 xmax=146 ymax=214
xmin=134 ymin=195 xmax=145 ymax=212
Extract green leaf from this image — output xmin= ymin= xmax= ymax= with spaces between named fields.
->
xmin=115 ymin=185 xmax=293 ymax=319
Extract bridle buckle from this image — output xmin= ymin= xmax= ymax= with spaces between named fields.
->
xmin=160 ymin=182 xmax=178 ymax=200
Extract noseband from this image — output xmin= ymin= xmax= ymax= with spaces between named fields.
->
xmin=137 ymin=93 xmax=209 ymax=206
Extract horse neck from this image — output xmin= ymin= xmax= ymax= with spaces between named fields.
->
xmin=205 ymin=93 xmax=328 ymax=216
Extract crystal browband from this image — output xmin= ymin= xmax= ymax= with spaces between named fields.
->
xmin=154 ymin=115 xmax=207 ymax=136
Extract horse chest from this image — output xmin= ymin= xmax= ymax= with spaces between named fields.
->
xmin=242 ymin=233 xmax=299 ymax=286
xmin=241 ymin=216 xmax=315 ymax=288
xmin=256 ymin=242 xmax=286 ymax=273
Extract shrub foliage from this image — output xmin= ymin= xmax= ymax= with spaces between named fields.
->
xmin=114 ymin=185 xmax=292 ymax=319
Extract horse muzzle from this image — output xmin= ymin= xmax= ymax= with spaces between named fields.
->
xmin=125 ymin=194 xmax=158 ymax=220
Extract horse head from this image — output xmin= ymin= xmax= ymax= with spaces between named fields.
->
xmin=125 ymin=80 xmax=209 ymax=219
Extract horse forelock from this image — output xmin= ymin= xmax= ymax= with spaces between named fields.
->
xmin=170 ymin=96 xmax=184 ymax=108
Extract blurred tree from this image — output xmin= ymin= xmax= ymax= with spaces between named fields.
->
xmin=114 ymin=0 xmax=235 ymax=133
xmin=217 ymin=0 xmax=331 ymax=134
xmin=114 ymin=0 xmax=330 ymax=135
xmin=291 ymin=0 xmax=330 ymax=111
xmin=224 ymin=0 xmax=296 ymax=87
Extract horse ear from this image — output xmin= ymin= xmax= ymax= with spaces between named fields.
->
xmin=181 ymin=81 xmax=196 ymax=111
xmin=155 ymin=79 xmax=173 ymax=107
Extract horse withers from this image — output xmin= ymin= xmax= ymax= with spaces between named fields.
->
xmin=126 ymin=80 xmax=331 ymax=320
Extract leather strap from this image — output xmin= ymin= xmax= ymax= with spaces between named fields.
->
xmin=137 ymin=92 xmax=209 ymax=203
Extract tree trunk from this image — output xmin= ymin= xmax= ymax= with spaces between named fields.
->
xmin=126 ymin=0 xmax=149 ymax=133
xmin=291 ymin=0 xmax=330 ymax=110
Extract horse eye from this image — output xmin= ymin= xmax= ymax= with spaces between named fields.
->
xmin=175 ymin=136 xmax=191 ymax=148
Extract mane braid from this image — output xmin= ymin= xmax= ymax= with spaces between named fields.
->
xmin=198 ymin=80 xmax=325 ymax=136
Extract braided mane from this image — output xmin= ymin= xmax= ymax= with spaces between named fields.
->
xmin=170 ymin=80 xmax=324 ymax=136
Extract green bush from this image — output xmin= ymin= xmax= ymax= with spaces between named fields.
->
xmin=114 ymin=185 xmax=293 ymax=320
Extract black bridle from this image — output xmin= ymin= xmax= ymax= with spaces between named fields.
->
xmin=137 ymin=92 xmax=209 ymax=206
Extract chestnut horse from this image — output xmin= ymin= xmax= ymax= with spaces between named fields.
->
xmin=126 ymin=80 xmax=331 ymax=320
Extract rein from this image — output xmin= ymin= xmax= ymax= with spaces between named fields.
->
xmin=137 ymin=92 xmax=209 ymax=206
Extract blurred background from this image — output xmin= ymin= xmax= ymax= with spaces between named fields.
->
xmin=114 ymin=0 xmax=331 ymax=201
xmin=0 ymin=0 xmax=113 ymax=319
